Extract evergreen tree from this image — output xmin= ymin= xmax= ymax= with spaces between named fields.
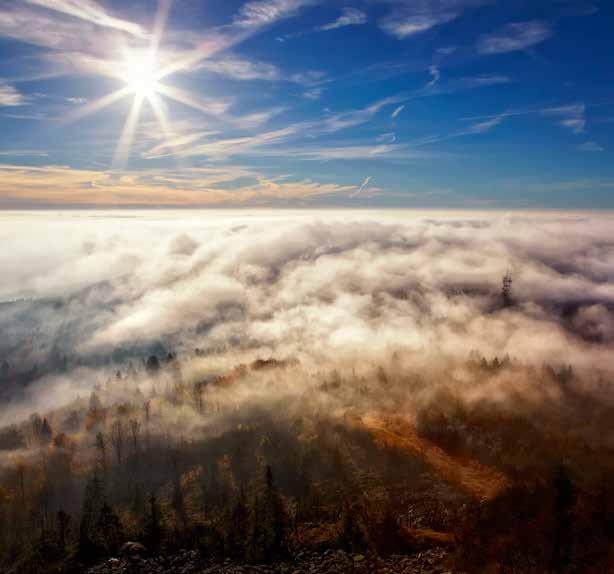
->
xmin=552 ymin=465 xmax=574 ymax=572
xmin=78 ymin=473 xmax=104 ymax=561
xmin=501 ymin=272 xmax=513 ymax=308
xmin=144 ymin=493 xmax=163 ymax=553
xmin=39 ymin=418 xmax=53 ymax=445
xmin=97 ymin=501 xmax=123 ymax=554
xmin=226 ymin=488 xmax=249 ymax=559
xmin=57 ymin=508 xmax=70 ymax=551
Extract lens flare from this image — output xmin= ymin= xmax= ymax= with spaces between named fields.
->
xmin=122 ymin=51 xmax=161 ymax=99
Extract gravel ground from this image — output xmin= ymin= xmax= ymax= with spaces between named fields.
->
xmin=87 ymin=547 xmax=454 ymax=574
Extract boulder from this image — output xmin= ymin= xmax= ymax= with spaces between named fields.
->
xmin=120 ymin=541 xmax=148 ymax=559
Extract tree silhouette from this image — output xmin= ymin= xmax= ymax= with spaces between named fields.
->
xmin=501 ymin=272 xmax=513 ymax=308
xmin=144 ymin=493 xmax=163 ymax=553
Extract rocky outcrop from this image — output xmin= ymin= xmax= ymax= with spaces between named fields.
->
xmin=87 ymin=548 xmax=452 ymax=574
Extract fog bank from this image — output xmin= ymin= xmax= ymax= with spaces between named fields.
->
xmin=1 ymin=210 xmax=614 ymax=424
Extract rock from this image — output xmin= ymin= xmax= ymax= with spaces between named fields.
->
xmin=353 ymin=554 xmax=365 ymax=563
xmin=120 ymin=541 xmax=148 ymax=559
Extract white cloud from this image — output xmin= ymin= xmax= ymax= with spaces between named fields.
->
xmin=0 ymin=163 xmax=357 ymax=206
xmin=462 ymin=113 xmax=506 ymax=134
xmin=274 ymin=144 xmax=407 ymax=161
xmin=377 ymin=132 xmax=396 ymax=143
xmin=65 ymin=96 xmax=88 ymax=105
xmin=478 ymin=21 xmax=552 ymax=54
xmin=234 ymin=0 xmax=316 ymax=28
xmin=458 ymin=75 xmax=511 ymax=88
xmin=231 ymin=107 xmax=287 ymax=129
xmin=303 ymin=88 xmax=324 ymax=100
xmin=23 ymin=0 xmax=147 ymax=37
xmin=350 ymin=175 xmax=372 ymax=197
xmin=3 ymin=211 xmax=614 ymax=415
xmin=437 ymin=46 xmax=457 ymax=55
xmin=379 ymin=0 xmax=488 ymax=39
xmin=391 ymin=105 xmax=405 ymax=119
xmin=289 ymin=70 xmax=327 ymax=86
xmin=0 ymin=82 xmax=27 ymax=106
xmin=578 ymin=141 xmax=604 ymax=152
xmin=381 ymin=12 xmax=457 ymax=38
xmin=0 ymin=150 xmax=47 ymax=157
xmin=197 ymin=56 xmax=280 ymax=81
xmin=319 ymin=7 xmax=367 ymax=31
xmin=425 ymin=65 xmax=441 ymax=89
xmin=543 ymin=104 xmax=586 ymax=134
xmin=317 ymin=96 xmax=406 ymax=133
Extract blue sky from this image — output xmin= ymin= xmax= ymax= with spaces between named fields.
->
xmin=0 ymin=0 xmax=612 ymax=208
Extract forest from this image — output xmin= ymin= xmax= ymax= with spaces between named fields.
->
xmin=1 ymin=213 xmax=614 ymax=573
xmin=1 ymin=340 xmax=614 ymax=573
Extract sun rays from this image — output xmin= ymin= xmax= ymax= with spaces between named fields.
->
xmin=63 ymin=0 xmax=222 ymax=170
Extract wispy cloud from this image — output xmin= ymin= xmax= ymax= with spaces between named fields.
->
xmin=289 ymin=70 xmax=327 ymax=86
xmin=461 ymin=113 xmax=506 ymax=134
xmin=0 ymin=163 xmax=355 ymax=206
xmin=521 ymin=179 xmax=614 ymax=194
xmin=437 ymin=46 xmax=457 ymax=55
xmin=319 ymin=8 xmax=367 ymax=31
xmin=231 ymin=107 xmax=287 ymax=129
xmin=65 ymin=96 xmax=88 ymax=105
xmin=318 ymin=96 xmax=406 ymax=133
xmin=350 ymin=175 xmax=372 ymax=197
xmin=461 ymin=102 xmax=587 ymax=136
xmin=380 ymin=12 xmax=457 ymax=39
xmin=276 ymin=144 xmax=407 ymax=161
xmin=425 ymin=65 xmax=440 ymax=89
xmin=23 ymin=0 xmax=147 ymax=38
xmin=411 ymin=111 xmax=507 ymax=148
xmin=377 ymin=132 xmax=396 ymax=143
xmin=543 ymin=103 xmax=586 ymax=134
xmin=145 ymin=126 xmax=301 ymax=160
xmin=234 ymin=0 xmax=316 ymax=28
xmin=391 ymin=105 xmax=405 ymax=119
xmin=578 ymin=141 xmax=604 ymax=152
xmin=457 ymin=75 xmax=511 ymax=88
xmin=379 ymin=0 xmax=488 ymax=39
xmin=197 ymin=56 xmax=280 ymax=81
xmin=0 ymin=82 xmax=27 ymax=106
xmin=145 ymin=96 xmax=406 ymax=161
xmin=303 ymin=88 xmax=324 ymax=100
xmin=0 ymin=150 xmax=48 ymax=157
xmin=478 ymin=21 xmax=552 ymax=54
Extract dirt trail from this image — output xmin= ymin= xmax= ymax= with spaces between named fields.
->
xmin=362 ymin=415 xmax=509 ymax=501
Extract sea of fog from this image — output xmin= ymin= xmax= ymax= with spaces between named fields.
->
xmin=1 ymin=209 xmax=614 ymax=424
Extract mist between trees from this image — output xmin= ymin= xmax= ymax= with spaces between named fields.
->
xmin=1 ymin=211 xmax=614 ymax=572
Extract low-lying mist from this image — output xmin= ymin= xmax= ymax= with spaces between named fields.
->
xmin=2 ymin=210 xmax=614 ymax=572
xmin=1 ymin=210 xmax=614 ymax=424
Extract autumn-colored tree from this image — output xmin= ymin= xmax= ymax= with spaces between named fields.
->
xmin=95 ymin=432 xmax=107 ymax=472
xmin=129 ymin=419 xmax=140 ymax=456
xmin=110 ymin=420 xmax=124 ymax=465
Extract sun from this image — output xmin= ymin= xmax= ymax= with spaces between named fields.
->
xmin=122 ymin=50 xmax=161 ymax=99
xmin=64 ymin=0 xmax=219 ymax=170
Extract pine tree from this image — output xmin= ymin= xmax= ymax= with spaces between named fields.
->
xmin=57 ymin=508 xmax=70 ymax=551
xmin=78 ymin=473 xmax=104 ymax=561
xmin=227 ymin=488 xmax=249 ymax=559
xmin=40 ymin=418 xmax=53 ymax=445
xmin=144 ymin=493 xmax=163 ymax=553
xmin=260 ymin=466 xmax=286 ymax=561
xmin=501 ymin=272 xmax=513 ymax=308
xmin=552 ymin=465 xmax=574 ymax=571
xmin=97 ymin=501 xmax=123 ymax=554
